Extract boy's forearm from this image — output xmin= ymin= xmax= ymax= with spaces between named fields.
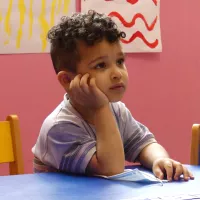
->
xmin=94 ymin=104 xmax=125 ymax=175
xmin=138 ymin=143 xmax=169 ymax=169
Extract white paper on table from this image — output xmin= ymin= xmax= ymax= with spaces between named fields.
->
xmin=122 ymin=193 xmax=200 ymax=200
xmin=96 ymin=168 xmax=168 ymax=184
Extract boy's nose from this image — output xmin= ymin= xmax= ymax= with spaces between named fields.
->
xmin=111 ymin=68 xmax=122 ymax=80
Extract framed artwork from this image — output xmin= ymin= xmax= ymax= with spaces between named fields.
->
xmin=81 ymin=0 xmax=162 ymax=52
xmin=0 ymin=0 xmax=76 ymax=54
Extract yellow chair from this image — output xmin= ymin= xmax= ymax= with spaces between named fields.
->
xmin=0 ymin=115 xmax=24 ymax=175
xmin=190 ymin=124 xmax=200 ymax=165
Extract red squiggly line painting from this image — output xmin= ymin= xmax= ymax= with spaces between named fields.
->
xmin=152 ymin=0 xmax=158 ymax=6
xmin=121 ymin=31 xmax=158 ymax=48
xmin=105 ymin=0 xmax=157 ymax=6
xmin=105 ymin=0 xmax=140 ymax=5
xmin=126 ymin=0 xmax=139 ymax=4
xmin=109 ymin=12 xmax=157 ymax=31
xmin=127 ymin=0 xmax=158 ymax=5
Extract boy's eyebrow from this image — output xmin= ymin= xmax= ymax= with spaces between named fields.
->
xmin=118 ymin=52 xmax=126 ymax=57
xmin=88 ymin=52 xmax=125 ymax=66
xmin=88 ymin=56 xmax=108 ymax=66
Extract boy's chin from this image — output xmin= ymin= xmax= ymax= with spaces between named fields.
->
xmin=108 ymin=96 xmax=124 ymax=103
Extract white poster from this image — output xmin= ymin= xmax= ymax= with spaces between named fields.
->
xmin=0 ymin=0 xmax=76 ymax=54
xmin=81 ymin=0 xmax=162 ymax=53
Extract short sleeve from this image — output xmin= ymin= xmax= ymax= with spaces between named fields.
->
xmin=120 ymin=104 xmax=157 ymax=162
xmin=43 ymin=122 xmax=96 ymax=174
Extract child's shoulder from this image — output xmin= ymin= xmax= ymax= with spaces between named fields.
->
xmin=42 ymin=96 xmax=84 ymax=131
xmin=111 ymin=101 xmax=128 ymax=112
xmin=111 ymin=101 xmax=130 ymax=119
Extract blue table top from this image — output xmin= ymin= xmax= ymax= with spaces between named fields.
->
xmin=0 ymin=165 xmax=199 ymax=200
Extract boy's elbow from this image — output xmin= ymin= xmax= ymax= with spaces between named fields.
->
xmin=102 ymin=167 xmax=124 ymax=176
xmin=86 ymin=154 xmax=124 ymax=176
xmin=87 ymin=163 xmax=124 ymax=176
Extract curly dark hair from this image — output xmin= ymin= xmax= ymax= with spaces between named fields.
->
xmin=47 ymin=10 xmax=126 ymax=74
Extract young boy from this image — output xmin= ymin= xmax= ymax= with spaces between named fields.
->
xmin=32 ymin=10 xmax=194 ymax=181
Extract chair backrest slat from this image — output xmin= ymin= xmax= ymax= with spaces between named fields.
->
xmin=0 ymin=115 xmax=24 ymax=175
xmin=0 ymin=121 xmax=15 ymax=163
xmin=190 ymin=124 xmax=200 ymax=165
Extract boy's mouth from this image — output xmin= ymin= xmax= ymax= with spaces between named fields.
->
xmin=109 ymin=83 xmax=125 ymax=90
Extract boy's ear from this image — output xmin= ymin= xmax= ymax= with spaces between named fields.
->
xmin=57 ymin=71 xmax=73 ymax=90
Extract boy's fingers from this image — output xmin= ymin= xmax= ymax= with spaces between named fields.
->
xmin=70 ymin=74 xmax=84 ymax=101
xmin=74 ymin=74 xmax=84 ymax=94
xmin=173 ymin=162 xmax=183 ymax=180
xmin=182 ymin=166 xmax=194 ymax=181
xmin=153 ymin=165 xmax=164 ymax=180
xmin=69 ymin=79 xmax=74 ymax=91
xmin=189 ymin=171 xmax=194 ymax=179
xmin=90 ymin=77 xmax=102 ymax=96
xmin=80 ymin=74 xmax=90 ymax=94
xmin=73 ymin=74 xmax=82 ymax=89
xmin=189 ymin=170 xmax=195 ymax=179
xmin=89 ymin=78 xmax=103 ymax=98
xmin=163 ymin=160 xmax=173 ymax=181
xmin=89 ymin=77 xmax=97 ymax=90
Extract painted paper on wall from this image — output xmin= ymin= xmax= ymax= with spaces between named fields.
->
xmin=0 ymin=0 xmax=76 ymax=54
xmin=81 ymin=0 xmax=162 ymax=53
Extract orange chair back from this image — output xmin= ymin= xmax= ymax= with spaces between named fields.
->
xmin=0 ymin=115 xmax=24 ymax=175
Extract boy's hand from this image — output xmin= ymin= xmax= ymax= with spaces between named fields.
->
xmin=152 ymin=158 xmax=194 ymax=181
xmin=68 ymin=74 xmax=109 ymax=110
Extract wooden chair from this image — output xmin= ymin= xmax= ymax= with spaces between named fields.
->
xmin=190 ymin=124 xmax=200 ymax=165
xmin=0 ymin=115 xmax=24 ymax=175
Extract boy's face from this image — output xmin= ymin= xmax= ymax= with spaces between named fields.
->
xmin=76 ymin=39 xmax=128 ymax=102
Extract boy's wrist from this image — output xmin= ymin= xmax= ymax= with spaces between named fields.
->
xmin=94 ymin=103 xmax=111 ymax=115
xmin=94 ymin=104 xmax=114 ymax=128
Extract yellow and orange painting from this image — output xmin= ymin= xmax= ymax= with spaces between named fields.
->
xmin=0 ymin=0 xmax=75 ymax=54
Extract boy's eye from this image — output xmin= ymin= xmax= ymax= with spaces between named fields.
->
xmin=94 ymin=62 xmax=106 ymax=69
xmin=117 ymin=58 xmax=125 ymax=66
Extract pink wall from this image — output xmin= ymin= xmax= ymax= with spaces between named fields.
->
xmin=0 ymin=0 xmax=200 ymax=175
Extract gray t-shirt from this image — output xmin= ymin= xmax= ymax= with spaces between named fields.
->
xmin=32 ymin=94 xmax=156 ymax=174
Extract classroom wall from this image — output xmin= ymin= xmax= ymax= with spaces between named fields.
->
xmin=0 ymin=0 xmax=200 ymax=175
